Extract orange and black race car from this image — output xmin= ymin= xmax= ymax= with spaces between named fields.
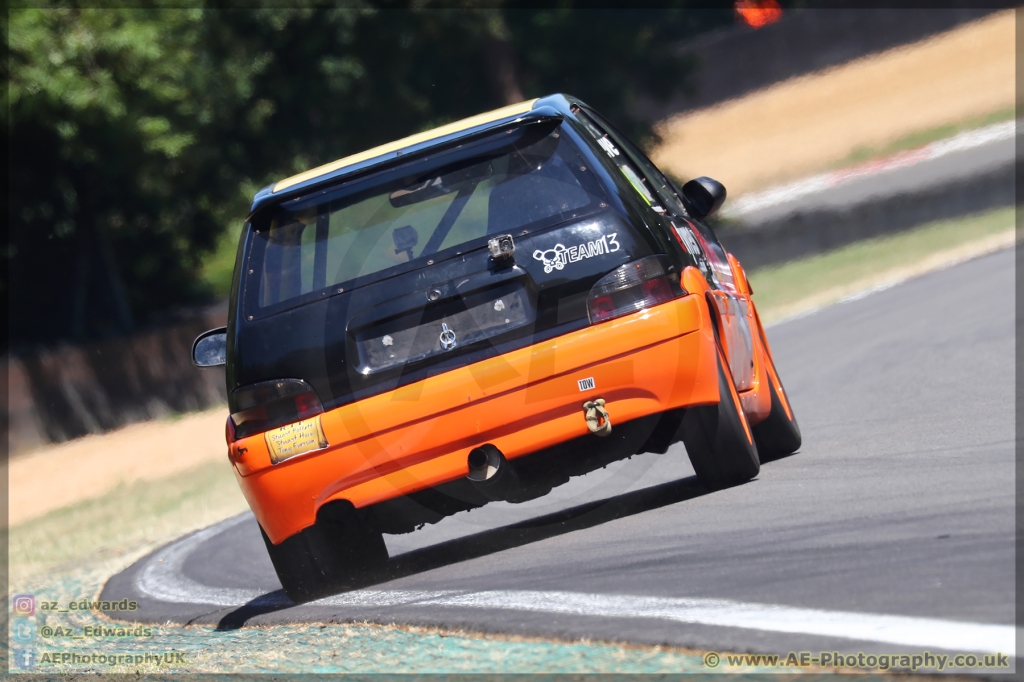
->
xmin=193 ymin=94 xmax=801 ymax=601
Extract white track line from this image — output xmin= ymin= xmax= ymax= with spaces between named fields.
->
xmin=134 ymin=516 xmax=1016 ymax=655
xmin=417 ymin=591 xmax=1015 ymax=656
xmin=723 ymin=119 xmax=1017 ymax=218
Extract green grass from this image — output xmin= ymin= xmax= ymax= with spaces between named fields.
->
xmin=835 ymin=107 xmax=1016 ymax=169
xmin=9 ymin=459 xmax=247 ymax=588
xmin=748 ymin=205 xmax=1015 ymax=316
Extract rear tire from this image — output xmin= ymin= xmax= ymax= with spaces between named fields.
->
xmin=752 ymin=344 xmax=802 ymax=461
xmin=681 ymin=344 xmax=760 ymax=489
xmin=261 ymin=501 xmax=389 ymax=603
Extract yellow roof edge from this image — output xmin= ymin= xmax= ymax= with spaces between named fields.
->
xmin=272 ymin=99 xmax=539 ymax=194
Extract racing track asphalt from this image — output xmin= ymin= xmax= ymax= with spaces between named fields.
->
xmin=103 ymin=247 xmax=1017 ymax=666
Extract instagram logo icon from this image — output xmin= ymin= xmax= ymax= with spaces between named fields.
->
xmin=11 ymin=595 xmax=35 ymax=617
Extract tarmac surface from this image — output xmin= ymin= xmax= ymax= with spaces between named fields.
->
xmin=103 ymin=248 xmax=1016 ymax=666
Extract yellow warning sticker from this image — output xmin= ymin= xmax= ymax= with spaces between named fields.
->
xmin=265 ymin=416 xmax=328 ymax=464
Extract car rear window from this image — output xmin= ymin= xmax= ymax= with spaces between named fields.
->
xmin=250 ymin=125 xmax=604 ymax=310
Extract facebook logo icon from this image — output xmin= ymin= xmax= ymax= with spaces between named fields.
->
xmin=12 ymin=647 xmax=36 ymax=669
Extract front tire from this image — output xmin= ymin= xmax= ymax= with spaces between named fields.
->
xmin=261 ymin=501 xmax=388 ymax=603
xmin=681 ymin=344 xmax=760 ymax=488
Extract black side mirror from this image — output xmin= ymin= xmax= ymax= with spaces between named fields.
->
xmin=192 ymin=327 xmax=227 ymax=367
xmin=681 ymin=176 xmax=727 ymax=220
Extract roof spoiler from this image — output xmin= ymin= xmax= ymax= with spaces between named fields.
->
xmin=246 ymin=105 xmax=564 ymax=220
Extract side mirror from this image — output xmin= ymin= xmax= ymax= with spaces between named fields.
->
xmin=681 ymin=176 xmax=727 ymax=220
xmin=192 ymin=327 xmax=227 ymax=367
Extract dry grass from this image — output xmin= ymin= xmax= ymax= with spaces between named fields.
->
xmin=9 ymin=459 xmax=246 ymax=589
xmin=651 ymin=10 xmax=1015 ymax=195
xmin=9 ymin=406 xmax=229 ymax=525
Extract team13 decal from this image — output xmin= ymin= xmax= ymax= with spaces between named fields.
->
xmin=533 ymin=233 xmax=621 ymax=273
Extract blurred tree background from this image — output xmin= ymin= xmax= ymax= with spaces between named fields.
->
xmin=6 ymin=3 xmax=738 ymax=351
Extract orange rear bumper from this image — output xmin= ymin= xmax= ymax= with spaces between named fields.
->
xmin=233 ymin=293 xmax=720 ymax=544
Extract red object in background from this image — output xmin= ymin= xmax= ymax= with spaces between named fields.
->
xmin=735 ymin=0 xmax=783 ymax=29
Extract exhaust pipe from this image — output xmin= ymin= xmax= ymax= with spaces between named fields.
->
xmin=466 ymin=444 xmax=521 ymax=500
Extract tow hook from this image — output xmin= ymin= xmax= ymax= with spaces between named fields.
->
xmin=583 ymin=398 xmax=612 ymax=437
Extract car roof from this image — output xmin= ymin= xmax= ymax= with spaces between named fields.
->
xmin=272 ymin=99 xmax=538 ymax=194
xmin=248 ymin=95 xmax=578 ymax=217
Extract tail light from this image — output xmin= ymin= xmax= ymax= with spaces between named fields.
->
xmin=587 ymin=256 xmax=685 ymax=324
xmin=225 ymin=416 xmax=237 ymax=445
xmin=229 ymin=379 xmax=324 ymax=439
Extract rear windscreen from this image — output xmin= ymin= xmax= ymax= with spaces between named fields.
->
xmin=250 ymin=124 xmax=604 ymax=310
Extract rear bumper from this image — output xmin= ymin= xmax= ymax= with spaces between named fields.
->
xmin=233 ymin=293 xmax=720 ymax=544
